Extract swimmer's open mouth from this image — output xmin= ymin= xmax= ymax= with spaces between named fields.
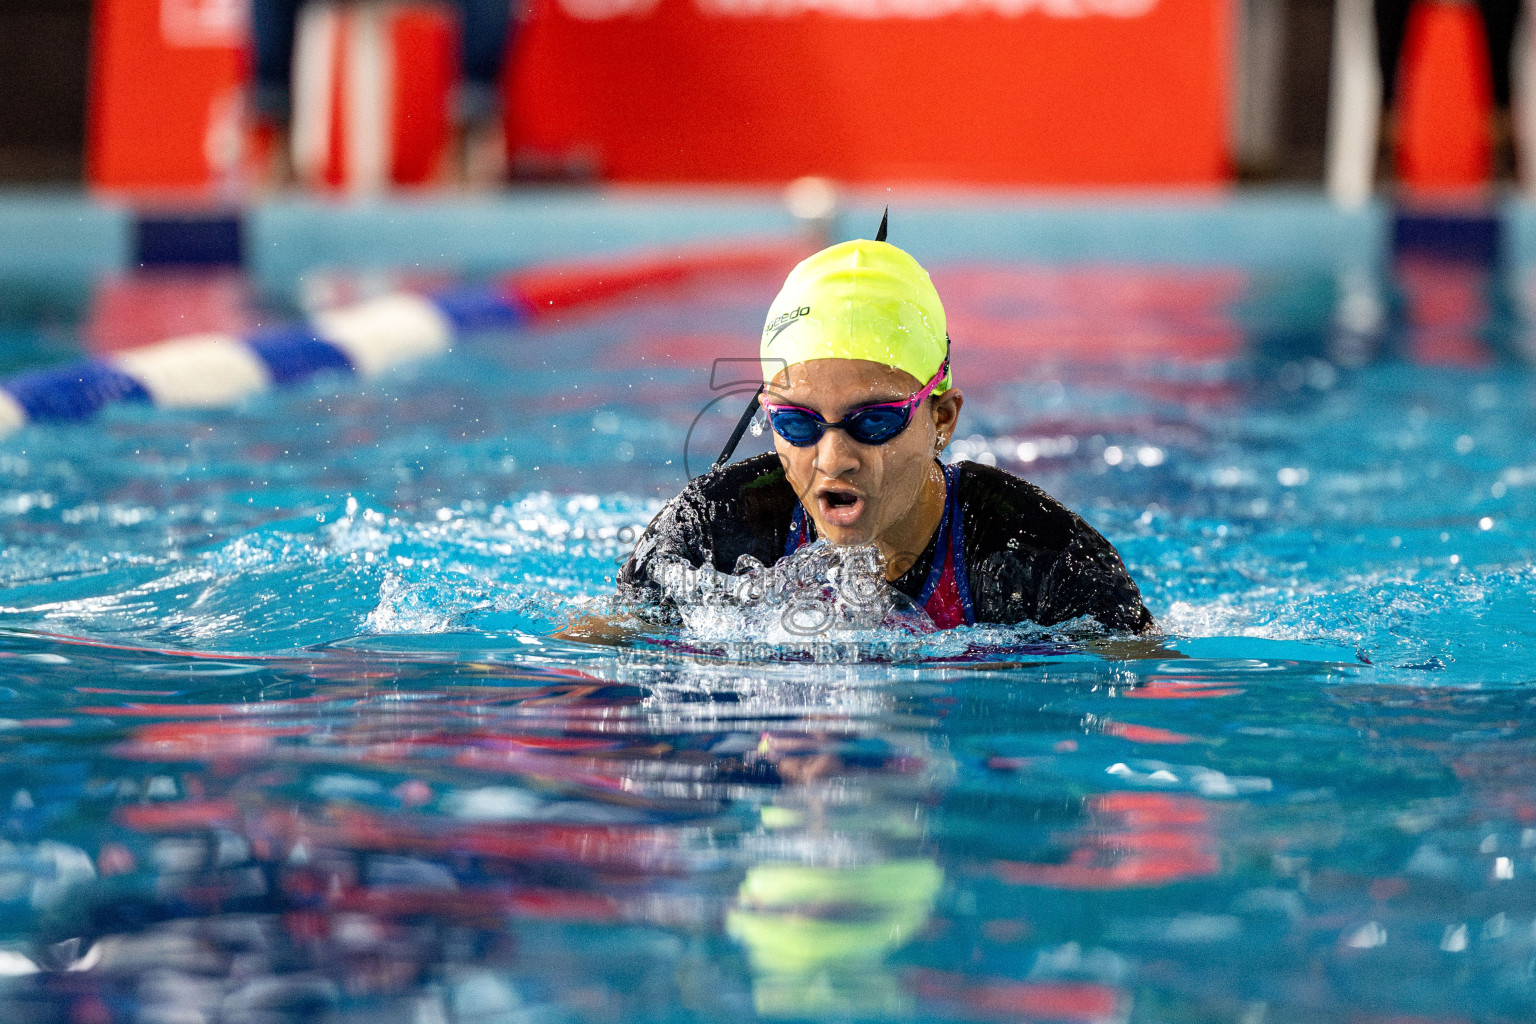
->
xmin=816 ymin=486 xmax=866 ymax=529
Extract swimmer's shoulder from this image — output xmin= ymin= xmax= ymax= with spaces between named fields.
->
xmin=952 ymin=460 xmax=1079 ymax=551
xmin=954 ymin=461 xmax=1154 ymax=632
xmin=686 ymin=452 xmax=794 ymax=508
xmin=653 ymin=452 xmax=795 ymax=572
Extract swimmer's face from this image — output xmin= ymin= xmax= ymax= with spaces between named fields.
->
xmin=768 ymin=358 xmax=963 ymax=562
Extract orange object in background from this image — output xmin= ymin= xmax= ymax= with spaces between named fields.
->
xmin=90 ymin=0 xmax=455 ymax=195
xmin=291 ymin=1 xmax=457 ymax=192
xmin=1395 ymin=0 xmax=1494 ymax=191
xmin=505 ymin=0 xmax=1232 ymax=185
xmin=390 ymin=7 xmax=457 ymax=184
xmin=88 ymin=0 xmax=251 ymax=194
xmin=91 ymin=0 xmax=1230 ymax=190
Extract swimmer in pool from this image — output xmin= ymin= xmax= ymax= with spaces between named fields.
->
xmin=591 ymin=218 xmax=1153 ymax=636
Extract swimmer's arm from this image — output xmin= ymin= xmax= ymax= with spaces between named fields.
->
xmin=571 ymin=484 xmax=711 ymax=647
xmin=555 ymin=557 xmax=684 ymax=645
xmin=564 ymin=467 xmax=764 ymax=646
xmin=554 ymin=573 xmax=679 ymax=645
xmin=552 ymin=614 xmax=639 ymax=646
xmin=1086 ymin=634 xmax=1183 ymax=660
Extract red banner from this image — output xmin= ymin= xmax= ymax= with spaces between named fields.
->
xmin=1396 ymin=0 xmax=1493 ymax=191
xmin=505 ymin=0 xmax=1232 ymax=185
xmin=88 ymin=0 xmax=250 ymax=194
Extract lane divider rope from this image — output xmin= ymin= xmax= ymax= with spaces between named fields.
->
xmin=0 ymin=238 xmax=809 ymax=440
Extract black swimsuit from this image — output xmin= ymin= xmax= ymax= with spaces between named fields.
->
xmin=618 ymin=453 xmax=1154 ymax=633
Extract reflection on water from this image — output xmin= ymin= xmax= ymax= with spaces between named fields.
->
xmin=0 ymin=629 xmax=1533 ymax=1021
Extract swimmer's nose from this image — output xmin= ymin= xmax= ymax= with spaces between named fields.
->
xmin=812 ymin=425 xmax=861 ymax=480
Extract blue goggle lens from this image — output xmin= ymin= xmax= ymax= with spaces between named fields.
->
xmin=768 ymin=409 xmax=824 ymax=446
xmin=844 ymin=405 xmax=910 ymax=443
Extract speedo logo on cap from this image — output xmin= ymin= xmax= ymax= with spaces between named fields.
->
xmin=764 ymin=306 xmax=811 ymax=345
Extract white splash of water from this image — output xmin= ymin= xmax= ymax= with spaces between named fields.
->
xmin=653 ymin=540 xmax=934 ymax=661
xmin=364 ymin=571 xmax=488 ymax=634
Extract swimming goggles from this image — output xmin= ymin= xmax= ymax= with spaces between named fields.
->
xmin=762 ymin=354 xmax=950 ymax=448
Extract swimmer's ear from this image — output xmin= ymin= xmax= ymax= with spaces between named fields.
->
xmin=875 ymin=207 xmax=888 ymax=243
xmin=931 ymin=385 xmax=963 ymax=440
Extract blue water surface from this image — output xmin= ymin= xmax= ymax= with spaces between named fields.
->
xmin=0 ymin=253 xmax=1531 ymax=1022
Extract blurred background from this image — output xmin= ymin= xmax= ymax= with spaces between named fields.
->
xmin=4 ymin=8 xmax=1536 ymax=1023
xmin=0 ymin=0 xmax=1525 ymax=196
xmin=3 ymin=0 xmax=1532 ymax=341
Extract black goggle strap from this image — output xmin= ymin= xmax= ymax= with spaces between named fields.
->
xmin=712 ymin=384 xmax=765 ymax=472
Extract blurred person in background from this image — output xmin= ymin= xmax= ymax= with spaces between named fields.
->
xmin=1376 ymin=0 xmax=1519 ymax=178
xmin=251 ymin=0 xmax=513 ymax=187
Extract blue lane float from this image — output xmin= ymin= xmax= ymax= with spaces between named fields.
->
xmin=0 ymin=239 xmax=808 ymax=441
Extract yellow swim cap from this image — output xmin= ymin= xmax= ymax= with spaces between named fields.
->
xmin=760 ymin=238 xmax=951 ymax=394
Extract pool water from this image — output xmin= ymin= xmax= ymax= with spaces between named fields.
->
xmin=0 ymin=252 xmax=1532 ymax=1023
